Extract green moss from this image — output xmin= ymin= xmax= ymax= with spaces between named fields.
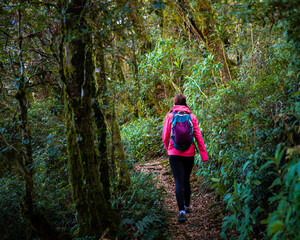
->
xmin=63 ymin=36 xmax=119 ymax=237
xmin=93 ymin=36 xmax=130 ymax=191
xmin=112 ymin=115 xmax=131 ymax=190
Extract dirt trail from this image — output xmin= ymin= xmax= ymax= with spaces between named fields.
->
xmin=134 ymin=159 xmax=225 ymax=240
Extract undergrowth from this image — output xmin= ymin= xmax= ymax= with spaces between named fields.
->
xmin=121 ymin=117 xmax=165 ymax=163
xmin=191 ymin=37 xmax=299 ymax=239
xmin=112 ymin=171 xmax=169 ymax=240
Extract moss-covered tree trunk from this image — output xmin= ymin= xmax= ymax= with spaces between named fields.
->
xmin=94 ymin=33 xmax=131 ymax=191
xmin=109 ymin=105 xmax=131 ymax=191
xmin=195 ymin=0 xmax=233 ymax=82
xmin=16 ymin=78 xmax=34 ymax=239
xmin=92 ymin=98 xmax=112 ymax=201
xmin=63 ymin=0 xmax=119 ymax=237
xmin=17 ymin=82 xmax=64 ymax=240
xmin=117 ymin=0 xmax=152 ymax=116
xmin=177 ymin=0 xmax=233 ymax=82
xmin=93 ymin=34 xmax=112 ymax=201
xmin=15 ymin=5 xmax=65 ymax=239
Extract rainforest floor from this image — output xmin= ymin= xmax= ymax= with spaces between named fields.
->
xmin=134 ymin=159 xmax=227 ymax=240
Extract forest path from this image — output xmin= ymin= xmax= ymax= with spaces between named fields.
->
xmin=134 ymin=159 xmax=225 ymax=240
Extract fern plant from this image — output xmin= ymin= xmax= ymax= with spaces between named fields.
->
xmin=112 ymin=171 xmax=169 ymax=239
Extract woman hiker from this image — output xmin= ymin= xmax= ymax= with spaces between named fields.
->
xmin=162 ymin=93 xmax=208 ymax=223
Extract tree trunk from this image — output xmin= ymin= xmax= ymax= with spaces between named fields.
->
xmin=94 ymin=32 xmax=131 ymax=191
xmin=93 ymin=34 xmax=112 ymax=201
xmin=123 ymin=0 xmax=152 ymax=54
xmin=15 ymin=5 xmax=66 ymax=239
xmin=195 ymin=0 xmax=233 ymax=82
xmin=63 ymin=0 xmax=119 ymax=237
xmin=176 ymin=0 xmax=233 ymax=82
xmin=110 ymin=106 xmax=131 ymax=191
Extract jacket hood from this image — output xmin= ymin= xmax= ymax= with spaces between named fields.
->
xmin=172 ymin=105 xmax=191 ymax=113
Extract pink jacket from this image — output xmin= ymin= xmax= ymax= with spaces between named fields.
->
xmin=162 ymin=105 xmax=208 ymax=162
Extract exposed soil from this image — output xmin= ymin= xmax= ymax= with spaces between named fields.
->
xmin=134 ymin=159 xmax=226 ymax=240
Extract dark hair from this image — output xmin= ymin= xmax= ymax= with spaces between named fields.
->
xmin=174 ymin=94 xmax=187 ymax=106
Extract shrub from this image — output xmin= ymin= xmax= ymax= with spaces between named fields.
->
xmin=261 ymin=145 xmax=300 ymax=240
xmin=0 ymin=175 xmax=26 ymax=240
xmin=121 ymin=117 xmax=165 ymax=162
xmin=112 ymin=171 xmax=169 ymax=239
xmin=190 ymin=32 xmax=299 ymax=239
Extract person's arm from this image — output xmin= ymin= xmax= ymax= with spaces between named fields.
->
xmin=192 ymin=116 xmax=208 ymax=162
xmin=162 ymin=114 xmax=172 ymax=151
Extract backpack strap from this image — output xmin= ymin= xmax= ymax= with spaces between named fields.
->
xmin=171 ymin=111 xmax=190 ymax=114
xmin=171 ymin=111 xmax=199 ymax=152
xmin=170 ymin=111 xmax=199 ymax=152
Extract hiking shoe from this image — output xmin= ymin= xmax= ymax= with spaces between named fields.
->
xmin=178 ymin=211 xmax=187 ymax=223
xmin=184 ymin=206 xmax=191 ymax=214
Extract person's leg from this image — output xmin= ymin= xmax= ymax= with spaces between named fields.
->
xmin=169 ymin=155 xmax=185 ymax=211
xmin=183 ymin=156 xmax=194 ymax=209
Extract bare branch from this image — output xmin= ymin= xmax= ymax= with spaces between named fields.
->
xmin=0 ymin=132 xmax=22 ymax=153
xmin=27 ymin=48 xmax=52 ymax=58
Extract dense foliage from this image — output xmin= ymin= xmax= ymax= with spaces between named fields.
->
xmin=191 ymin=3 xmax=300 ymax=239
xmin=121 ymin=117 xmax=164 ymax=163
xmin=0 ymin=0 xmax=299 ymax=239
xmin=197 ymin=45 xmax=299 ymax=239
xmin=112 ymin=171 xmax=168 ymax=239
xmin=119 ymin=1 xmax=299 ymax=239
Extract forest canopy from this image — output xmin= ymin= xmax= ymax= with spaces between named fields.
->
xmin=0 ymin=0 xmax=299 ymax=239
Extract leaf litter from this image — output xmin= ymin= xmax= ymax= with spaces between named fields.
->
xmin=134 ymin=159 xmax=227 ymax=240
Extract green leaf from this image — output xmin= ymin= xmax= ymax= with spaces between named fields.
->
xmin=269 ymin=178 xmax=281 ymax=189
xmin=274 ymin=146 xmax=285 ymax=165
xmin=261 ymin=217 xmax=269 ymax=225
xmin=220 ymin=231 xmax=227 ymax=239
xmin=285 ymin=207 xmax=292 ymax=226
xmin=268 ymin=220 xmax=283 ymax=234
xmin=259 ymin=160 xmax=275 ymax=171
xmin=292 ymin=90 xmax=300 ymax=97
xmin=253 ymin=180 xmax=261 ymax=185
xmin=243 ymin=160 xmax=251 ymax=172
xmin=211 ymin=177 xmax=220 ymax=182
xmin=285 ymin=164 xmax=296 ymax=186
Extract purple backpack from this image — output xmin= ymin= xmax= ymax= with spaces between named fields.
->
xmin=171 ymin=111 xmax=194 ymax=151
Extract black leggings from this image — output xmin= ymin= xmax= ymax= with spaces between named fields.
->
xmin=169 ymin=155 xmax=194 ymax=211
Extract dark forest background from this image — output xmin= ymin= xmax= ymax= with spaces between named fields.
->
xmin=0 ymin=0 xmax=299 ymax=239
